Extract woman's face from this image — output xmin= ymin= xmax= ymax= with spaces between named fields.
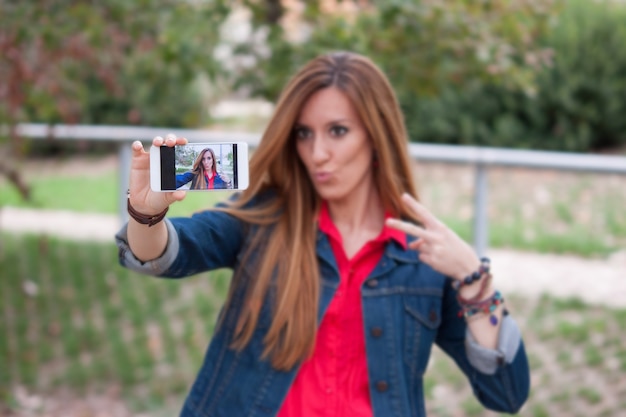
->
xmin=295 ymin=87 xmax=374 ymax=203
xmin=201 ymin=151 xmax=213 ymax=172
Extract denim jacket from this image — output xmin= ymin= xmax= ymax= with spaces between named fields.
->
xmin=116 ymin=206 xmax=530 ymax=417
xmin=176 ymin=172 xmax=230 ymax=190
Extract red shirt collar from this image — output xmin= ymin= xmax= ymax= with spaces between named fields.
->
xmin=318 ymin=201 xmax=407 ymax=250
xmin=204 ymin=171 xmax=215 ymax=189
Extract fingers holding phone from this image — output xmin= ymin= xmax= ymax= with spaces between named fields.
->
xmin=152 ymin=134 xmax=188 ymax=148
xmin=129 ymin=134 xmax=187 ymax=216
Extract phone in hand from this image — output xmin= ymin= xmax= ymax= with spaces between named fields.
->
xmin=150 ymin=142 xmax=249 ymax=192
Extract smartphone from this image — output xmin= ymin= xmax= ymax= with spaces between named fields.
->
xmin=150 ymin=142 xmax=249 ymax=191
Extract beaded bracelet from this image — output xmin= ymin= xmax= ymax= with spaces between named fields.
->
xmin=451 ymin=257 xmax=491 ymax=291
xmin=455 ymin=273 xmax=493 ymax=305
xmin=458 ymin=290 xmax=504 ymax=326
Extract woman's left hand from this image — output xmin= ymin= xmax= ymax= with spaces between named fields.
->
xmin=386 ymin=193 xmax=480 ymax=281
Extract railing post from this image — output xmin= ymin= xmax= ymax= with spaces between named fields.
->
xmin=473 ymin=163 xmax=489 ymax=256
xmin=118 ymin=141 xmax=131 ymax=224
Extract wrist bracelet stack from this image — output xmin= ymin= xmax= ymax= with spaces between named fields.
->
xmin=127 ymin=197 xmax=169 ymax=227
xmin=454 ymin=257 xmax=503 ymax=326
xmin=458 ymin=291 xmax=504 ymax=326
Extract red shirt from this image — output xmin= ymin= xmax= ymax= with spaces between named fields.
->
xmin=204 ymin=172 xmax=215 ymax=189
xmin=277 ymin=203 xmax=406 ymax=417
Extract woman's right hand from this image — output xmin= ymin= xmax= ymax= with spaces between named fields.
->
xmin=128 ymin=133 xmax=188 ymax=216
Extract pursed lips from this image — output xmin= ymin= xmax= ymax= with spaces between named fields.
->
xmin=313 ymin=170 xmax=333 ymax=183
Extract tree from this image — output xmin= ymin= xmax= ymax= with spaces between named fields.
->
xmin=0 ymin=0 xmax=230 ymax=197
xmin=229 ymin=0 xmax=557 ymax=102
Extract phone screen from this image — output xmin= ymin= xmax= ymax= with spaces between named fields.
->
xmin=157 ymin=143 xmax=245 ymax=191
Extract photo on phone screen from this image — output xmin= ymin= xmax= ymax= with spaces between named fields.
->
xmin=150 ymin=142 xmax=249 ymax=192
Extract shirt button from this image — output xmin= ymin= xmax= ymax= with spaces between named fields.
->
xmin=375 ymin=381 xmax=389 ymax=392
xmin=429 ymin=309 xmax=438 ymax=323
xmin=366 ymin=279 xmax=378 ymax=288
xmin=497 ymin=354 xmax=505 ymax=366
xmin=370 ymin=327 xmax=383 ymax=338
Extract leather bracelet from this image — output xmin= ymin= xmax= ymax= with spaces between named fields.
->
xmin=456 ymin=273 xmax=493 ymax=305
xmin=127 ymin=198 xmax=168 ymax=227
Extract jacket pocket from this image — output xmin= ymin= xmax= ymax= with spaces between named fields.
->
xmin=403 ymin=293 xmax=442 ymax=375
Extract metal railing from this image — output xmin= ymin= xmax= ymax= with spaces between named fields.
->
xmin=13 ymin=123 xmax=626 ymax=255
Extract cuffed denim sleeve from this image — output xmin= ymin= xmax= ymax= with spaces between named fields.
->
xmin=464 ymin=314 xmax=522 ymax=375
xmin=115 ymin=218 xmax=180 ymax=276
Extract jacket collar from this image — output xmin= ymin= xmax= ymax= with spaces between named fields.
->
xmin=315 ymin=229 xmax=421 ymax=281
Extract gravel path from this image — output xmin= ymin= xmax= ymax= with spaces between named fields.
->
xmin=2 ymin=206 xmax=625 ymax=308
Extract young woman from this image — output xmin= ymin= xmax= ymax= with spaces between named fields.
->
xmin=116 ymin=52 xmax=529 ymax=417
xmin=176 ymin=147 xmax=231 ymax=190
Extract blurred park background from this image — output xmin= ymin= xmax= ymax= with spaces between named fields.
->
xmin=1 ymin=0 xmax=626 ymax=416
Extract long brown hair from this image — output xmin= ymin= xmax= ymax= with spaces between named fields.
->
xmin=190 ymin=147 xmax=217 ymax=189
xmin=220 ymin=52 xmax=419 ymax=370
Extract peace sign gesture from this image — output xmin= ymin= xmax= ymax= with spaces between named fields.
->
xmin=386 ymin=193 xmax=481 ymax=282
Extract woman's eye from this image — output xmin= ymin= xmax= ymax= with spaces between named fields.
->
xmin=294 ymin=127 xmax=311 ymax=140
xmin=330 ymin=125 xmax=348 ymax=137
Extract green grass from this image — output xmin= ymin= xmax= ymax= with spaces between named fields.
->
xmin=0 ymin=169 xmax=230 ymax=217
xmin=423 ymin=294 xmax=626 ymax=416
xmin=0 ymin=233 xmax=229 ymax=411
xmin=532 ymin=404 xmax=550 ymax=417
xmin=578 ymin=387 xmax=603 ymax=405
xmin=0 ymin=171 xmax=119 ymax=212
xmin=2 ymin=234 xmax=626 ymax=415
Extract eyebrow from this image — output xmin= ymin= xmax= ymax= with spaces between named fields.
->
xmin=294 ymin=119 xmax=352 ymax=128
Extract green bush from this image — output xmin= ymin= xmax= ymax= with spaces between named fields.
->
xmin=405 ymin=0 xmax=626 ymax=151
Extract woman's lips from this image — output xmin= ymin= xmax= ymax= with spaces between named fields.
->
xmin=313 ymin=171 xmax=332 ymax=183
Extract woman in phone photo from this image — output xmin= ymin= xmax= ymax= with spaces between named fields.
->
xmin=116 ymin=51 xmax=530 ymax=417
xmin=176 ymin=147 xmax=231 ymax=190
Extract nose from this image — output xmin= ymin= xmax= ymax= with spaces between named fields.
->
xmin=311 ymin=136 xmax=330 ymax=165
